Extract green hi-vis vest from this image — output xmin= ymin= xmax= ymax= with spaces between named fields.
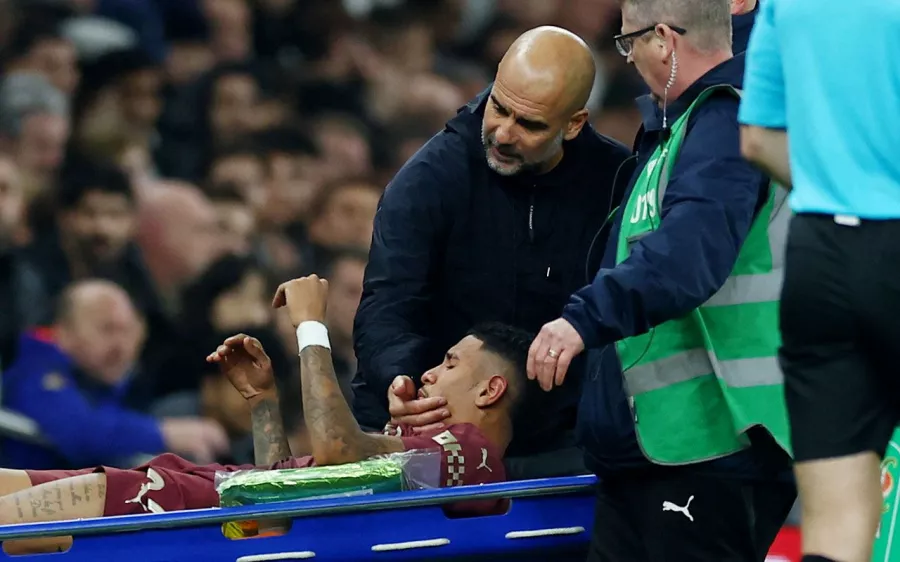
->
xmin=615 ymin=84 xmax=792 ymax=465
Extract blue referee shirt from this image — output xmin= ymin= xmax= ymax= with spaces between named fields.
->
xmin=738 ymin=0 xmax=900 ymax=219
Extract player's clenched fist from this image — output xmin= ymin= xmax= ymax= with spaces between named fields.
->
xmin=272 ymin=275 xmax=329 ymax=327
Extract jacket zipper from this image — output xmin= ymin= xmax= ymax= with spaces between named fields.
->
xmin=528 ymin=190 xmax=535 ymax=243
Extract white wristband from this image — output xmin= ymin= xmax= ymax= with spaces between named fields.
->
xmin=296 ymin=321 xmax=331 ymax=354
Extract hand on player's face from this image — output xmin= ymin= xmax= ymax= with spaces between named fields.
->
xmin=272 ymin=275 xmax=329 ymax=327
xmin=387 ymin=375 xmax=450 ymax=434
xmin=206 ymin=334 xmax=275 ymax=400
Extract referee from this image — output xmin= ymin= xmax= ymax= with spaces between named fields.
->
xmin=739 ymin=2 xmax=900 ymax=562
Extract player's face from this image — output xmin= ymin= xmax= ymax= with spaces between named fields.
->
xmin=420 ymin=336 xmax=508 ymax=420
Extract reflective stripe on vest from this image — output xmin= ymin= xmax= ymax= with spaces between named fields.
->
xmin=625 ymin=350 xmax=781 ymax=395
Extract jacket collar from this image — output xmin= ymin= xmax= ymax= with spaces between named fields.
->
xmin=636 ymin=53 xmax=746 ymax=133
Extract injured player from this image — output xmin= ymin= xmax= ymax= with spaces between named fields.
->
xmin=0 ymin=275 xmax=531 ymax=546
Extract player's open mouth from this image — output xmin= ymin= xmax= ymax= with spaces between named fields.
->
xmin=418 ymin=388 xmax=427 ymax=399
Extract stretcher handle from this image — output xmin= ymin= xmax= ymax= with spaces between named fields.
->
xmin=0 ymin=474 xmax=598 ymax=541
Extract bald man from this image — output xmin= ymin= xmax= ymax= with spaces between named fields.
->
xmin=138 ymin=181 xmax=224 ymax=307
xmin=135 ymin=181 xmax=227 ymax=399
xmin=353 ymin=26 xmax=630 ymax=477
xmin=1 ymin=280 xmax=228 ymax=470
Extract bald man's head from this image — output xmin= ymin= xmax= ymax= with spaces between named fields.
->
xmin=483 ymin=26 xmax=596 ymax=176
xmin=56 ymin=280 xmax=145 ymax=386
xmin=138 ymin=181 xmax=223 ymax=290
xmin=498 ymin=26 xmax=596 ymax=114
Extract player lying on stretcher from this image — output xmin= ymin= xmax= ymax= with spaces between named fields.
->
xmin=0 ymin=275 xmax=531 ymax=550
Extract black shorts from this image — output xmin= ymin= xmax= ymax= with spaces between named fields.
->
xmin=780 ymin=213 xmax=900 ymax=462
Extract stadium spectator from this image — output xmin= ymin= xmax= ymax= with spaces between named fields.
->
xmin=1 ymin=280 xmax=228 ymax=470
xmin=2 ymin=20 xmax=80 ymax=96
xmin=0 ymin=154 xmax=32 ymax=369
xmin=323 ymin=247 xmax=369 ymax=402
xmin=0 ymin=73 xmax=70 ymax=198
xmin=18 ymin=159 xmax=161 ymax=328
xmin=207 ymin=183 xmax=257 ymax=257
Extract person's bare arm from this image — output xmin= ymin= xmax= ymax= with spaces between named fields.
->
xmin=272 ymin=275 xmax=406 ymax=466
xmin=300 ymin=345 xmax=404 ymax=465
xmin=208 ymin=334 xmax=292 ymax=466
xmin=740 ymin=126 xmax=792 ymax=190
xmin=249 ymin=391 xmax=292 ymax=466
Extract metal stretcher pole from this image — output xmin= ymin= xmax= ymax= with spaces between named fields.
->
xmin=0 ymin=475 xmax=598 ymax=541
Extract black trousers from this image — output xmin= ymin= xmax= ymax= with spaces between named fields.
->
xmin=587 ymin=468 xmax=796 ymax=562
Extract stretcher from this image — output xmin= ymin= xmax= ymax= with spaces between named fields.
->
xmin=0 ymin=475 xmax=597 ymax=561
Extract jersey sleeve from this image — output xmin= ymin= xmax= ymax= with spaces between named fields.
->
xmin=738 ymin=0 xmax=787 ymax=128
xmin=398 ymin=423 xmax=506 ymax=488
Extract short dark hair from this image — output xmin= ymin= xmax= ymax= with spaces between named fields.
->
xmin=466 ymin=323 xmax=536 ymax=419
xmin=57 ymin=160 xmax=134 ymax=211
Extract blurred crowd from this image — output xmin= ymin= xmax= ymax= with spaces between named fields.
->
xmin=0 ymin=0 xmax=644 ymax=470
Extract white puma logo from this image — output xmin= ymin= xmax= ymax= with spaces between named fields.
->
xmin=477 ymin=448 xmax=492 ymax=472
xmin=662 ymin=495 xmax=694 ymax=521
xmin=125 ymin=468 xmax=167 ymax=513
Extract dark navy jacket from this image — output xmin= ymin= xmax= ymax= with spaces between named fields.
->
xmin=563 ymin=55 xmax=790 ymax=479
xmin=352 ymin=87 xmax=631 ymax=455
xmin=733 ymin=3 xmax=760 ymax=56
xmin=1 ymin=332 xmax=165 ymax=469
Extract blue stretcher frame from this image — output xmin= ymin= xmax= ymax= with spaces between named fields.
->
xmin=0 ymin=474 xmax=599 ymax=561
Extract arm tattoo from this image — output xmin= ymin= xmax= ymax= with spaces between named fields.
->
xmin=299 ymin=346 xmax=403 ymax=464
xmin=250 ymin=394 xmax=292 ymax=466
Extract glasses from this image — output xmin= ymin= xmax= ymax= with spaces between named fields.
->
xmin=614 ymin=24 xmax=687 ymax=57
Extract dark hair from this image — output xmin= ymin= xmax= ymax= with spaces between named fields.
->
xmin=57 ymin=160 xmax=134 ymax=210
xmin=180 ymin=254 xmax=263 ymax=333
xmin=466 ymin=323 xmax=536 ymax=419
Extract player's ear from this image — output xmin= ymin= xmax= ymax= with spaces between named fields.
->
xmin=474 ymin=375 xmax=508 ymax=408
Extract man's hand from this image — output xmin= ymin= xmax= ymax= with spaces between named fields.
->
xmin=527 ymin=318 xmax=585 ymax=391
xmin=387 ymin=376 xmax=449 ymax=434
xmin=160 ymin=418 xmax=230 ymax=464
xmin=206 ymin=334 xmax=275 ymax=401
xmin=272 ymin=275 xmax=329 ymax=327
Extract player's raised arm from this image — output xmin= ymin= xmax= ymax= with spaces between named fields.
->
xmin=273 ymin=276 xmax=405 ymax=466
xmin=207 ymin=334 xmax=292 ymax=466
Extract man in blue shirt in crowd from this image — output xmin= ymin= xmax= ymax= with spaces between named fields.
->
xmin=740 ymin=2 xmax=900 ymax=562
xmin=2 ymin=280 xmax=228 ymax=469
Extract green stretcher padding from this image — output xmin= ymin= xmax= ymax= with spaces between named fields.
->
xmin=218 ymin=457 xmax=406 ymax=507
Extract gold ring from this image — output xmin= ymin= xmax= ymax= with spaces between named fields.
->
xmin=548 ymin=349 xmax=559 ymax=359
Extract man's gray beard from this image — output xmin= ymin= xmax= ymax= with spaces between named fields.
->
xmin=485 ymin=152 xmax=543 ymax=177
